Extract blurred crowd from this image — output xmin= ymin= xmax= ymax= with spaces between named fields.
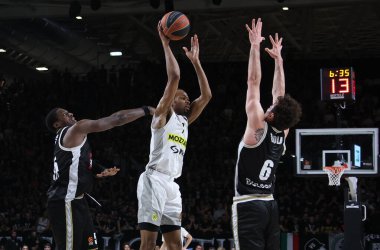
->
xmin=0 ymin=58 xmax=379 ymax=249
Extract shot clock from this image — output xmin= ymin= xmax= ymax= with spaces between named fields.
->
xmin=320 ymin=67 xmax=356 ymax=101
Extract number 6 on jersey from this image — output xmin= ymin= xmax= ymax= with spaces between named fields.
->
xmin=259 ymin=159 xmax=274 ymax=180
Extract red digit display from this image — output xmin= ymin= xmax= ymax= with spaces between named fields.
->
xmin=320 ymin=68 xmax=355 ymax=101
xmin=339 ymin=78 xmax=349 ymax=93
xmin=331 ymin=79 xmax=336 ymax=93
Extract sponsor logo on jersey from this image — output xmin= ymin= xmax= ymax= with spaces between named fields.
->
xmin=270 ymin=133 xmax=283 ymax=145
xmin=152 ymin=212 xmax=158 ymax=221
xmin=168 ymin=133 xmax=187 ymax=147
xmin=246 ymin=177 xmax=272 ymax=189
xmin=170 ymin=145 xmax=185 ymax=156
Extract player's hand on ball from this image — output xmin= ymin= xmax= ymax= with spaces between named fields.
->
xmin=157 ymin=21 xmax=170 ymax=45
xmin=96 ymin=167 xmax=120 ymax=178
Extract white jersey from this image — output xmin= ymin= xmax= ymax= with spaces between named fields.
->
xmin=146 ymin=111 xmax=188 ymax=178
xmin=162 ymin=227 xmax=189 ymax=244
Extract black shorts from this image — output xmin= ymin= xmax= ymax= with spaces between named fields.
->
xmin=47 ymin=197 xmax=98 ymax=250
xmin=232 ymin=198 xmax=279 ymax=250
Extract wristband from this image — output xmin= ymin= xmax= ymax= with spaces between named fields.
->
xmin=142 ymin=106 xmax=150 ymax=116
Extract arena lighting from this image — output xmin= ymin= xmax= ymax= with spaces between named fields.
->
xmin=36 ymin=67 xmax=49 ymax=71
xmin=110 ymin=51 xmax=122 ymax=56
xmin=76 ymin=16 xmax=83 ymax=19
xmin=90 ymin=0 xmax=101 ymax=11
xmin=212 ymin=0 xmax=222 ymax=5
xmin=0 ymin=48 xmax=6 ymax=53
xmin=164 ymin=0 xmax=174 ymax=12
xmin=282 ymin=6 xmax=289 ymax=10
xmin=69 ymin=0 xmax=82 ymax=19
xmin=149 ymin=0 xmax=160 ymax=9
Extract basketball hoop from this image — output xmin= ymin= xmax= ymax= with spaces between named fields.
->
xmin=323 ymin=161 xmax=348 ymax=186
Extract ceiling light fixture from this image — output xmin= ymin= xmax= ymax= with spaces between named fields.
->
xmin=282 ymin=6 xmax=289 ymax=10
xmin=36 ymin=67 xmax=49 ymax=71
xmin=0 ymin=49 xmax=6 ymax=53
xmin=110 ymin=51 xmax=122 ymax=56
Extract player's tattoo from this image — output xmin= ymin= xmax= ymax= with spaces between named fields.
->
xmin=255 ymin=128 xmax=264 ymax=142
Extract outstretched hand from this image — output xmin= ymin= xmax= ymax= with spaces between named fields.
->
xmin=96 ymin=167 xmax=120 ymax=178
xmin=265 ymin=33 xmax=283 ymax=59
xmin=183 ymin=34 xmax=200 ymax=64
xmin=246 ymin=18 xmax=265 ymax=46
xmin=157 ymin=21 xmax=170 ymax=46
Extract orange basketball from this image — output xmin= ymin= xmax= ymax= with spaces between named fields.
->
xmin=160 ymin=11 xmax=190 ymax=41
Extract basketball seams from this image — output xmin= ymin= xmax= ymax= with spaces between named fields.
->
xmin=161 ymin=11 xmax=190 ymax=41
xmin=166 ymin=11 xmax=183 ymax=27
xmin=166 ymin=15 xmax=190 ymax=40
xmin=171 ymin=26 xmax=191 ymax=39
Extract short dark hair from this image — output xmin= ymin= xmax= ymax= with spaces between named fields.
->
xmin=45 ymin=108 xmax=59 ymax=133
xmin=271 ymin=94 xmax=302 ymax=131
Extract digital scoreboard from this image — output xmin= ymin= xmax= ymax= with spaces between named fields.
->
xmin=320 ymin=67 xmax=356 ymax=101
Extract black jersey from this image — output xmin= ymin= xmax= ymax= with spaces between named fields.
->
xmin=235 ymin=122 xmax=285 ymax=195
xmin=47 ymin=126 xmax=94 ymax=202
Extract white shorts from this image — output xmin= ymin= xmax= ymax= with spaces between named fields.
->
xmin=137 ymin=168 xmax=182 ymax=226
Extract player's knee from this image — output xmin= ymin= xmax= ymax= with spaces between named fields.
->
xmin=140 ymin=240 xmax=156 ymax=250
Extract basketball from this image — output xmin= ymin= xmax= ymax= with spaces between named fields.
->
xmin=160 ymin=11 xmax=190 ymax=41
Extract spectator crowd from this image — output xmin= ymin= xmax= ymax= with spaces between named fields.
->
xmin=1 ymin=58 xmax=379 ymax=249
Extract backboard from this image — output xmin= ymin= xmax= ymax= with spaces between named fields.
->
xmin=295 ymin=128 xmax=379 ymax=176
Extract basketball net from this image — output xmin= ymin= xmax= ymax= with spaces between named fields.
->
xmin=323 ymin=160 xmax=348 ymax=186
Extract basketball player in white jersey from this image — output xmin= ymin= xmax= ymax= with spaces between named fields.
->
xmin=137 ymin=23 xmax=212 ymax=250
xmin=232 ymin=18 xmax=302 ymax=250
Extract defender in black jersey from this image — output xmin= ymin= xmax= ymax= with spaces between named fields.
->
xmin=45 ymin=106 xmax=153 ymax=250
xmin=232 ymin=18 xmax=302 ymax=250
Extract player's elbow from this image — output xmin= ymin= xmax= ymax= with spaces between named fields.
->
xmin=109 ymin=113 xmax=126 ymax=127
xmin=168 ymin=71 xmax=180 ymax=82
xmin=272 ymin=90 xmax=285 ymax=99
xmin=203 ymin=92 xmax=212 ymax=102
xmin=199 ymin=93 xmax=212 ymax=107
xmin=247 ymin=78 xmax=260 ymax=87
xmin=245 ymin=100 xmax=257 ymax=113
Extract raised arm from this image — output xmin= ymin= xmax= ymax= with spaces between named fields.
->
xmin=152 ymin=22 xmax=181 ymax=129
xmin=243 ymin=18 xmax=266 ymax=146
xmin=265 ymin=33 xmax=289 ymax=136
xmin=265 ymin=33 xmax=285 ymax=103
xmin=63 ymin=107 xmax=154 ymax=148
xmin=182 ymin=34 xmax=212 ymax=125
